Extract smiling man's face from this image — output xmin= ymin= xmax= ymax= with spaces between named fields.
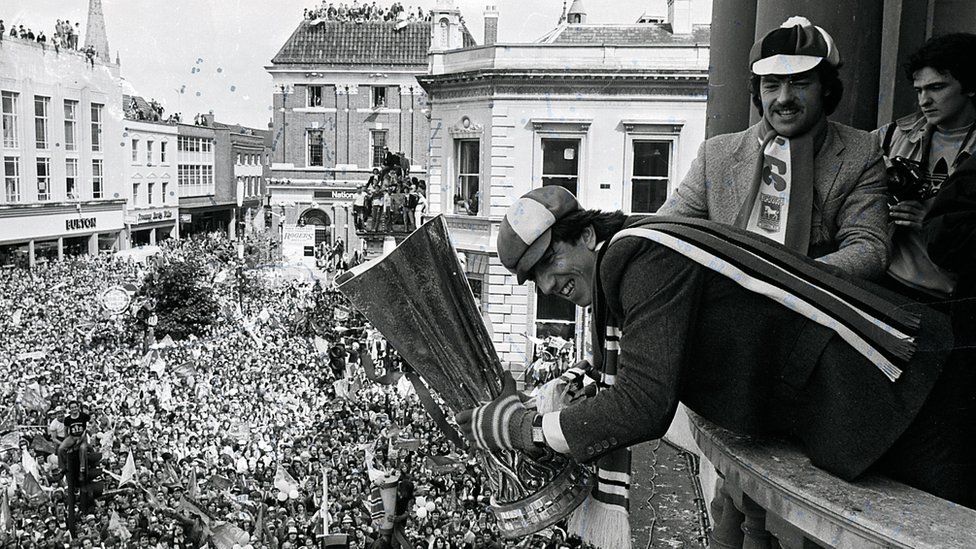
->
xmin=759 ymin=69 xmax=826 ymax=137
xmin=529 ymin=226 xmax=598 ymax=307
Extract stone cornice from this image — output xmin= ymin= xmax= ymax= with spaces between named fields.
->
xmin=418 ymin=69 xmax=707 ymax=101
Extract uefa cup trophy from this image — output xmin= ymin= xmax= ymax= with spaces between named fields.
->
xmin=336 ymin=216 xmax=593 ymax=538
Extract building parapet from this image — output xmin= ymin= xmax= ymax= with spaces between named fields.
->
xmin=429 ymin=43 xmax=709 ymax=75
xmin=689 ymin=411 xmax=976 ymax=548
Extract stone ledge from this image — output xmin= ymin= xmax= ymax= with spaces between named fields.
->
xmin=689 ymin=411 xmax=976 ymax=549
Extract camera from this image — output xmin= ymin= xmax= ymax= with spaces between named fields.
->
xmin=886 ymin=156 xmax=939 ymax=206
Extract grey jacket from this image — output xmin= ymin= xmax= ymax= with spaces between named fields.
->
xmin=657 ymin=121 xmax=892 ymax=280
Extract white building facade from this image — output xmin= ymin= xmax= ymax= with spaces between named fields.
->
xmin=121 ymin=118 xmax=179 ymax=247
xmin=420 ymin=16 xmax=710 ymax=374
xmin=0 ymin=38 xmax=125 ymax=267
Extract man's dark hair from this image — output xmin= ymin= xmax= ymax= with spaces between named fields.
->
xmin=550 ymin=209 xmax=627 ymax=245
xmin=905 ymin=33 xmax=976 ymax=98
xmin=749 ymin=60 xmax=844 ymax=116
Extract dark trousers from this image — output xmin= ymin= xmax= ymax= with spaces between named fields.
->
xmin=873 ymin=342 xmax=976 ymax=508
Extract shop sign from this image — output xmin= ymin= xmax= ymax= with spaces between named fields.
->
xmin=180 ymin=214 xmax=192 ymax=223
xmin=312 ymin=190 xmax=357 ymax=201
xmin=66 ymin=217 xmax=97 ymax=231
xmin=100 ymin=286 xmax=132 ymax=315
xmin=135 ymin=210 xmax=175 ymax=223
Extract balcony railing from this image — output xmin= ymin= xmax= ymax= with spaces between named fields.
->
xmin=689 ymin=411 xmax=976 ymax=549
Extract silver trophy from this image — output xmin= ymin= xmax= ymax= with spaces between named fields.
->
xmin=336 ymin=216 xmax=593 ymax=537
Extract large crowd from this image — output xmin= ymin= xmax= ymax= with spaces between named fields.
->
xmin=304 ymin=2 xmax=431 ymax=24
xmin=0 ymin=234 xmax=583 ymax=548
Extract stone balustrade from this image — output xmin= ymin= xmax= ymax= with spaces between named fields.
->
xmin=688 ymin=411 xmax=976 ymax=549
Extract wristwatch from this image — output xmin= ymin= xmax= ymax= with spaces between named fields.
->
xmin=531 ymin=413 xmax=547 ymax=449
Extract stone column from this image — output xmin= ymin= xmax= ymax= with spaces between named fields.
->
xmin=28 ymin=240 xmax=35 ymax=268
xmin=755 ymin=0 xmax=885 ymax=131
xmin=877 ymin=0 xmax=931 ymax=127
xmin=57 ymin=237 xmax=64 ymax=261
xmin=705 ymin=0 xmax=758 ymax=138
xmin=88 ymin=233 xmax=98 ymax=255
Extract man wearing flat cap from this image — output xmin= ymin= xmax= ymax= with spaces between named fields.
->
xmin=457 ymin=185 xmax=975 ymax=511
xmin=658 ymin=16 xmax=891 ymax=280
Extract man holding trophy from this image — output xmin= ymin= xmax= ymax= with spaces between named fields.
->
xmin=456 ymin=186 xmax=975 ymax=518
xmin=338 ymin=187 xmax=973 ymax=548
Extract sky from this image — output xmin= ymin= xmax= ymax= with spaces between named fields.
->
xmin=1 ymin=0 xmax=710 ymax=128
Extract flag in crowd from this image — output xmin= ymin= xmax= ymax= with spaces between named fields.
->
xmin=0 ymin=431 xmax=21 ymax=452
xmin=0 ymin=490 xmax=13 ymax=533
xmin=118 ymin=450 xmax=136 ymax=487
xmin=18 ymin=382 xmax=49 ymax=411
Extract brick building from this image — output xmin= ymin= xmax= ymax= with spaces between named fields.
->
xmin=176 ymin=115 xmax=269 ymax=238
xmin=264 ymin=11 xmax=474 ymax=255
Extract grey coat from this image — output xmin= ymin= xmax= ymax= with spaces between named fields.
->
xmin=657 ymin=121 xmax=892 ymax=280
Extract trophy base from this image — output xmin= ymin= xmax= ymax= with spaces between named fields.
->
xmin=491 ymin=462 xmax=595 ymax=539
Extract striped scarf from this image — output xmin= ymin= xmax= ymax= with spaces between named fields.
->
xmin=569 ymin=217 xmax=922 ymax=548
xmin=567 ymin=326 xmax=633 ymax=549
xmin=615 ymin=218 xmax=919 ymax=380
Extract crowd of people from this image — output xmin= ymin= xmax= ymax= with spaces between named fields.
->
xmin=0 ymin=19 xmax=96 ymax=64
xmin=0 ymin=234 xmax=588 ymax=548
xmin=353 ymin=149 xmax=428 ymax=234
xmin=304 ymin=2 xmax=431 ymax=24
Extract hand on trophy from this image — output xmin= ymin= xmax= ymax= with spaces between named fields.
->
xmin=456 ymin=372 xmax=538 ymax=453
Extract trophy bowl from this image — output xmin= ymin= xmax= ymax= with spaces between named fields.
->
xmin=336 ymin=216 xmax=593 ymax=538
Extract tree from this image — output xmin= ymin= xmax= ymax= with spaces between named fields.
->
xmin=144 ymin=256 xmax=221 ymax=340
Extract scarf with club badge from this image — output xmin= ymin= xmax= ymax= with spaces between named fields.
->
xmin=735 ymin=116 xmax=829 ymax=254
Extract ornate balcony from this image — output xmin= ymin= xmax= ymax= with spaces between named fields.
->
xmin=689 ymin=411 xmax=976 ymax=549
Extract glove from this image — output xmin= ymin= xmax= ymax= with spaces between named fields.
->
xmin=456 ymin=372 xmax=536 ymax=453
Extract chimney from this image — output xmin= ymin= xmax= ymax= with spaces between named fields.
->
xmin=483 ymin=3 xmax=498 ymax=46
xmin=84 ymin=0 xmax=111 ymax=62
xmin=667 ymin=0 xmax=693 ymax=35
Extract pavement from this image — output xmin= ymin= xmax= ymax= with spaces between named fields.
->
xmin=629 ymin=439 xmax=711 ymax=548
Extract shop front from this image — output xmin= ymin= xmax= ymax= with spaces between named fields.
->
xmin=179 ymin=206 xmax=236 ymax=237
xmin=124 ymin=207 xmax=179 ymax=248
xmin=0 ymin=202 xmax=126 ymax=267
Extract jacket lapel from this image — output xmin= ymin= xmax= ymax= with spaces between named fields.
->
xmin=814 ymin=122 xmax=845 ymax=205
xmin=727 ymin=124 xmax=763 ymax=215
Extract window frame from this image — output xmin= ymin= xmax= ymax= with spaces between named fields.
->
xmin=454 ymin=139 xmax=481 ymax=216
xmin=36 ymin=157 xmax=51 ymax=201
xmin=369 ymin=129 xmax=388 ymax=168
xmin=2 ymin=91 xmax=19 ymax=149
xmin=65 ymin=158 xmax=78 ymax=200
xmin=371 ymin=86 xmax=387 ymax=109
xmin=626 ymin=138 xmax=674 ymax=214
xmin=92 ymin=159 xmax=103 ymax=199
xmin=34 ymin=96 xmax=50 ymax=150
xmin=4 ymin=156 xmax=21 ymax=203
xmin=307 ymin=85 xmax=324 ymax=107
xmin=63 ymin=100 xmax=78 ymax=151
xmin=90 ymin=103 xmax=104 ymax=152
xmin=307 ymin=129 xmax=324 ymax=167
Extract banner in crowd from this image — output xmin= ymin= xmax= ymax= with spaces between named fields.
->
xmin=108 ymin=510 xmax=132 ymax=540
xmin=274 ymin=465 xmax=299 ymax=497
xmin=394 ymin=438 xmax=421 ymax=451
xmin=427 ymin=455 xmax=464 ymax=474
xmin=17 ymin=383 xmax=48 ymax=412
xmin=211 ymin=522 xmax=251 ymax=549
xmin=0 ymin=431 xmax=21 ymax=452
xmin=30 ymin=434 xmax=57 ymax=455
